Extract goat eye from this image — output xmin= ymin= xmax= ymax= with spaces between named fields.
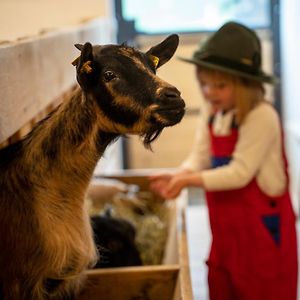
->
xmin=103 ymin=71 xmax=116 ymax=82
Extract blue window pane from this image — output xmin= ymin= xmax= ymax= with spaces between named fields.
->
xmin=122 ymin=0 xmax=270 ymax=34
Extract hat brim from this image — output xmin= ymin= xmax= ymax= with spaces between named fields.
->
xmin=178 ymin=57 xmax=278 ymax=84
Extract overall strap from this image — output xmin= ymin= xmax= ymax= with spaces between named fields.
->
xmin=208 ymin=113 xmax=238 ymax=168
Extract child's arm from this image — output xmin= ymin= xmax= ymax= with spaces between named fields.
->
xmin=201 ymin=103 xmax=286 ymax=194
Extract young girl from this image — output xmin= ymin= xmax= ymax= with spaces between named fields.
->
xmin=150 ymin=22 xmax=298 ymax=300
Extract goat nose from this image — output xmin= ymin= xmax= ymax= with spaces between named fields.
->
xmin=163 ymin=87 xmax=181 ymax=98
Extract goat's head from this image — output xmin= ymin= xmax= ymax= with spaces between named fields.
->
xmin=72 ymin=34 xmax=185 ymax=148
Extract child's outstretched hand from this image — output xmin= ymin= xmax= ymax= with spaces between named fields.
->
xmin=149 ymin=169 xmax=194 ymax=199
xmin=149 ymin=173 xmax=173 ymax=198
xmin=161 ymin=172 xmax=189 ymax=199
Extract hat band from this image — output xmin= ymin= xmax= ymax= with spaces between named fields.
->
xmin=199 ymin=55 xmax=260 ymax=75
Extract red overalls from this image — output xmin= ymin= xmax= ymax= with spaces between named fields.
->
xmin=205 ymin=116 xmax=298 ymax=300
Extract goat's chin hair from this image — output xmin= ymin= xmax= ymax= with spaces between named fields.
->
xmin=141 ymin=128 xmax=163 ymax=150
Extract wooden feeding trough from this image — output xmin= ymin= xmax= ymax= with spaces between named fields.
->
xmin=78 ymin=171 xmax=194 ymax=300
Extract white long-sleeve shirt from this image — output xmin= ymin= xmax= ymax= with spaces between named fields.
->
xmin=181 ymin=101 xmax=287 ymax=197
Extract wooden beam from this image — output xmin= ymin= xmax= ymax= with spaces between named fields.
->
xmin=79 ymin=265 xmax=179 ymax=300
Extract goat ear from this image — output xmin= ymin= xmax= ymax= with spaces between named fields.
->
xmin=146 ymin=34 xmax=179 ymax=68
xmin=75 ymin=44 xmax=84 ymax=51
xmin=71 ymin=44 xmax=86 ymax=66
xmin=76 ymin=42 xmax=94 ymax=73
xmin=75 ymin=42 xmax=97 ymax=89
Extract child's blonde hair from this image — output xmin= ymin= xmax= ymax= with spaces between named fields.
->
xmin=196 ymin=67 xmax=265 ymax=125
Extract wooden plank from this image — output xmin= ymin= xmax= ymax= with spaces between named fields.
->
xmin=96 ymin=174 xmax=151 ymax=191
xmin=78 ymin=265 xmax=179 ymax=300
xmin=162 ymin=202 xmax=179 ymax=265
xmin=95 ymin=168 xmax=175 ymax=191
xmin=0 ymin=18 xmax=115 ymax=143
xmin=178 ymin=209 xmax=194 ymax=300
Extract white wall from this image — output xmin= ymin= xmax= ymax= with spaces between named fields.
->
xmin=281 ymin=0 xmax=300 ymax=215
xmin=0 ymin=0 xmax=112 ymax=42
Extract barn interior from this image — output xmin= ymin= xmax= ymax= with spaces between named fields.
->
xmin=0 ymin=0 xmax=299 ymax=299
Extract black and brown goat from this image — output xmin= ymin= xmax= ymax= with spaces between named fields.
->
xmin=0 ymin=35 xmax=185 ymax=299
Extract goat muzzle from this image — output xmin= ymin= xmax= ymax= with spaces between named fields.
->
xmin=154 ymin=87 xmax=185 ymax=126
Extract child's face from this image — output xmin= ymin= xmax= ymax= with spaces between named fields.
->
xmin=197 ymin=70 xmax=236 ymax=112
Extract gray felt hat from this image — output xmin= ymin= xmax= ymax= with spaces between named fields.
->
xmin=179 ymin=21 xmax=277 ymax=84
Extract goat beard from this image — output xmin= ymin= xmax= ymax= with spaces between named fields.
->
xmin=141 ymin=127 xmax=163 ymax=150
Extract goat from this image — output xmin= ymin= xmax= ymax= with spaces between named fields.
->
xmin=0 ymin=34 xmax=185 ymax=299
xmin=91 ymin=214 xmax=142 ymax=269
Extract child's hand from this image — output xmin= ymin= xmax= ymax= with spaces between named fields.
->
xmin=151 ymin=170 xmax=203 ymax=199
xmin=160 ymin=173 xmax=189 ymax=199
xmin=149 ymin=169 xmax=193 ymax=199
xmin=149 ymin=173 xmax=172 ymax=197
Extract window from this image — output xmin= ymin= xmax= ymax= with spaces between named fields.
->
xmin=121 ymin=0 xmax=271 ymax=34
